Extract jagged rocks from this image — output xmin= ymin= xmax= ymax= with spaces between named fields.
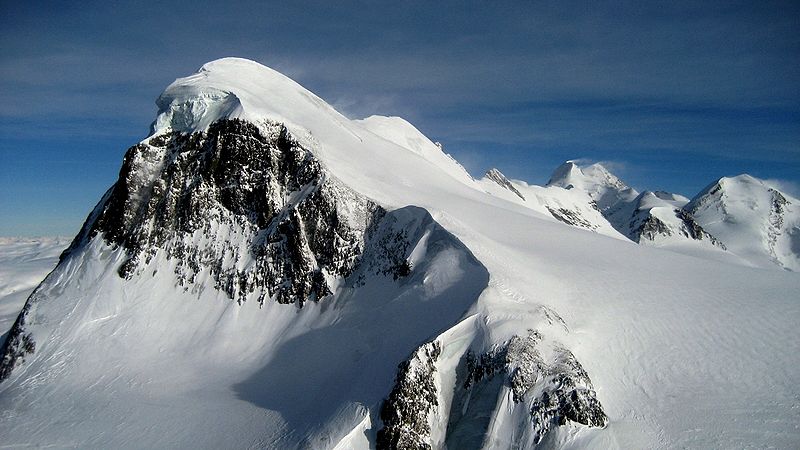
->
xmin=675 ymin=210 xmax=725 ymax=247
xmin=545 ymin=206 xmax=598 ymax=231
xmin=634 ymin=215 xmax=672 ymax=242
xmin=485 ymin=169 xmax=525 ymax=201
xmin=767 ymin=188 xmax=789 ymax=264
xmin=377 ymin=341 xmax=442 ymax=450
xmin=0 ymin=119 xmax=423 ymax=381
xmin=629 ymin=208 xmax=724 ymax=248
xmin=0 ymin=298 xmax=37 ymax=381
xmin=63 ymin=119 xmax=408 ymax=306
xmin=464 ymin=331 xmax=547 ymax=403
xmin=384 ymin=331 xmax=607 ymax=449
xmin=453 ymin=331 xmax=606 ymax=446
xmin=527 ymin=348 xmax=607 ymax=444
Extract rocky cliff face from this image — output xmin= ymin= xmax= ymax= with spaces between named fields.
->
xmin=0 ymin=118 xmax=418 ymax=381
xmin=766 ymin=188 xmax=790 ymax=264
xmin=456 ymin=331 xmax=606 ymax=446
xmin=379 ymin=331 xmax=607 ymax=449
xmin=72 ymin=118 xmax=411 ymax=305
xmin=628 ymin=208 xmax=724 ymax=248
xmin=378 ymin=341 xmax=442 ymax=450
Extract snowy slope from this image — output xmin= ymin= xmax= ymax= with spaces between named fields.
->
xmin=1 ymin=58 xmax=798 ymax=449
xmin=479 ymin=168 xmax=625 ymax=240
xmin=0 ymin=237 xmax=68 ymax=339
xmin=354 ymin=115 xmax=474 ymax=186
xmin=686 ymin=175 xmax=800 ymax=271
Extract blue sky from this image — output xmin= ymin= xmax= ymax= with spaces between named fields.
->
xmin=1 ymin=1 xmax=799 ymax=236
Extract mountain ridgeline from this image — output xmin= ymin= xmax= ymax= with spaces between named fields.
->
xmin=482 ymin=162 xmax=799 ymax=271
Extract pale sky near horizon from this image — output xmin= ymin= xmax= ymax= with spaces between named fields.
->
xmin=1 ymin=0 xmax=799 ymax=236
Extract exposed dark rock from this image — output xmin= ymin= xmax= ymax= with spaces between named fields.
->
xmin=766 ymin=188 xmax=789 ymax=265
xmin=634 ymin=215 xmax=672 ymax=242
xmin=528 ymin=348 xmax=607 ymax=444
xmin=377 ymin=341 xmax=442 ymax=450
xmin=457 ymin=331 xmax=606 ymax=445
xmin=62 ymin=118 xmax=404 ymax=306
xmin=675 ymin=209 xmax=725 ymax=248
xmin=485 ymin=168 xmax=525 ymax=201
xmin=628 ymin=207 xmax=724 ymax=249
xmin=545 ymin=206 xmax=597 ymax=230
xmin=0 ymin=297 xmax=37 ymax=381
xmin=0 ymin=118 xmax=420 ymax=381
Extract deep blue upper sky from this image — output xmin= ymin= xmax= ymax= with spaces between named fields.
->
xmin=2 ymin=1 xmax=799 ymax=236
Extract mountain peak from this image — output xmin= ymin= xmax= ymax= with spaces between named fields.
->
xmin=547 ymin=161 xmax=622 ymax=189
xmin=199 ymin=57 xmax=275 ymax=72
xmin=153 ymin=57 xmax=341 ymax=135
xmin=546 ymin=161 xmax=580 ymax=188
xmin=718 ymin=174 xmax=761 ymax=188
xmin=687 ymin=173 xmax=799 ymax=270
xmin=547 ymin=160 xmax=638 ymax=211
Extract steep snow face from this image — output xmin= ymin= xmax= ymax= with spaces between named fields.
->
xmin=546 ymin=161 xmax=638 ymax=212
xmin=156 ymin=59 xmax=485 ymax=213
xmin=355 ymin=115 xmax=474 ymax=187
xmin=686 ymin=175 xmax=800 ymax=271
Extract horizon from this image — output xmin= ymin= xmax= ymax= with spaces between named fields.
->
xmin=2 ymin=1 xmax=799 ymax=236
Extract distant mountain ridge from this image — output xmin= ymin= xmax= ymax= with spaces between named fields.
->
xmin=482 ymin=161 xmax=799 ymax=270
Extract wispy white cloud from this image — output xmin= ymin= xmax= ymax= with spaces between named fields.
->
xmin=764 ymin=179 xmax=800 ymax=198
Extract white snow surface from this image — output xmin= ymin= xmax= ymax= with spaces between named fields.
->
xmin=687 ymin=174 xmax=800 ymax=271
xmin=2 ymin=58 xmax=799 ymax=449
xmin=354 ymin=115 xmax=474 ymax=186
xmin=478 ymin=168 xmax=626 ymax=240
xmin=0 ymin=237 xmax=68 ymax=338
xmin=546 ymin=161 xmax=639 ymax=212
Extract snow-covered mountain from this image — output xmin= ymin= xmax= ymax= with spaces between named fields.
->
xmin=606 ymin=191 xmax=724 ymax=247
xmin=480 ymin=168 xmax=624 ymax=239
xmin=686 ymin=174 xmax=800 ymax=271
xmin=490 ymin=160 xmax=785 ymax=267
xmin=546 ymin=161 xmax=639 ymax=214
xmin=1 ymin=58 xmax=798 ymax=449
